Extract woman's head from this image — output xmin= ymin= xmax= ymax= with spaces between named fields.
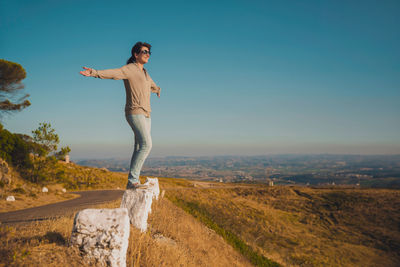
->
xmin=126 ymin=42 xmax=152 ymax=65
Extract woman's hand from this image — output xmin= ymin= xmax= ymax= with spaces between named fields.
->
xmin=80 ymin=67 xmax=94 ymax=77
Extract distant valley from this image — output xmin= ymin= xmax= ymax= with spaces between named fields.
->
xmin=77 ymin=154 xmax=400 ymax=188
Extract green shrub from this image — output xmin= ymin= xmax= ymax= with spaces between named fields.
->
xmin=0 ymin=124 xmax=34 ymax=170
xmin=0 ymin=125 xmax=15 ymax=163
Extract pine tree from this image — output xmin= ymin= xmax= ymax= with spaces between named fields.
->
xmin=0 ymin=59 xmax=30 ymax=119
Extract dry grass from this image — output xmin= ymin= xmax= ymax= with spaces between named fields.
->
xmin=53 ymin=161 xmax=128 ymax=190
xmin=165 ymin=183 xmax=400 ymax=267
xmin=129 ymin=198 xmax=250 ymax=266
xmin=0 ymin=190 xmax=251 ymax=267
xmin=0 ymin=215 xmax=86 ymax=267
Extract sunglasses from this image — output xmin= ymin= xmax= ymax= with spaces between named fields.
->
xmin=140 ymin=50 xmax=151 ymax=55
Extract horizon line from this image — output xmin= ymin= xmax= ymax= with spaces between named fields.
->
xmin=72 ymin=153 xmax=400 ymax=161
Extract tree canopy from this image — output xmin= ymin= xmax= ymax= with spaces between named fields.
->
xmin=0 ymin=59 xmax=30 ymax=118
xmin=32 ymin=122 xmax=60 ymax=156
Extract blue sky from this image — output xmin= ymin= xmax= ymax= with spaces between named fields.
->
xmin=1 ymin=0 xmax=399 ymax=159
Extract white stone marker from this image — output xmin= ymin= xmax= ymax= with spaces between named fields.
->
xmin=71 ymin=208 xmax=130 ymax=267
xmin=42 ymin=187 xmax=48 ymax=193
xmin=62 ymin=188 xmax=67 ymax=193
xmin=144 ymin=177 xmax=160 ymax=200
xmin=6 ymin=195 xmax=15 ymax=201
xmin=120 ymin=189 xmax=153 ymax=232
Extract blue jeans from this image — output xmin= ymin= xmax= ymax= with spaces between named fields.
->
xmin=125 ymin=114 xmax=152 ymax=184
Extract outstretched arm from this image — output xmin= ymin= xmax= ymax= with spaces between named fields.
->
xmin=79 ymin=66 xmax=128 ymax=80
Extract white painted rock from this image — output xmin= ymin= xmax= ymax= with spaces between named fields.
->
xmin=42 ymin=187 xmax=48 ymax=193
xmin=120 ymin=189 xmax=153 ymax=232
xmin=6 ymin=195 xmax=15 ymax=201
xmin=71 ymin=208 xmax=130 ymax=267
xmin=62 ymin=188 xmax=67 ymax=193
xmin=144 ymin=177 xmax=160 ymax=200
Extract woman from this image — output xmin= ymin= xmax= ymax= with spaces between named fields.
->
xmin=80 ymin=42 xmax=161 ymax=189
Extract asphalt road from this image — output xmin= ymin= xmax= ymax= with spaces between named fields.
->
xmin=0 ymin=190 xmax=124 ymax=224
xmin=0 ymin=183 xmax=247 ymax=225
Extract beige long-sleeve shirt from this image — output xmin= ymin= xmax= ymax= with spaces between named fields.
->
xmin=92 ymin=63 xmax=161 ymax=118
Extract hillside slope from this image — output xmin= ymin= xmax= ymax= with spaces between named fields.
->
xmin=165 ymin=181 xmax=400 ymax=266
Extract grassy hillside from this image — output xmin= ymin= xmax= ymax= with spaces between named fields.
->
xmin=0 ymin=161 xmax=80 ymax=213
xmin=1 ymin=164 xmax=399 ymax=266
xmin=52 ymin=161 xmax=127 ymax=190
xmin=0 ymin=160 xmax=128 ymax=212
xmin=0 ymin=123 xmax=128 ymax=193
xmin=165 ymin=182 xmax=400 ymax=266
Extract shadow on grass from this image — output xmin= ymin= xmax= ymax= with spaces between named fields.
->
xmin=43 ymin=231 xmax=67 ymax=245
xmin=9 ymin=231 xmax=67 ymax=246
xmin=1 ymin=227 xmax=68 ymax=265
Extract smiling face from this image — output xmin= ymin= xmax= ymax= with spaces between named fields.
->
xmin=135 ymin=46 xmax=151 ymax=64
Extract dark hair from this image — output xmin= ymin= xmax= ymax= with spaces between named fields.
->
xmin=126 ymin=42 xmax=152 ymax=64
